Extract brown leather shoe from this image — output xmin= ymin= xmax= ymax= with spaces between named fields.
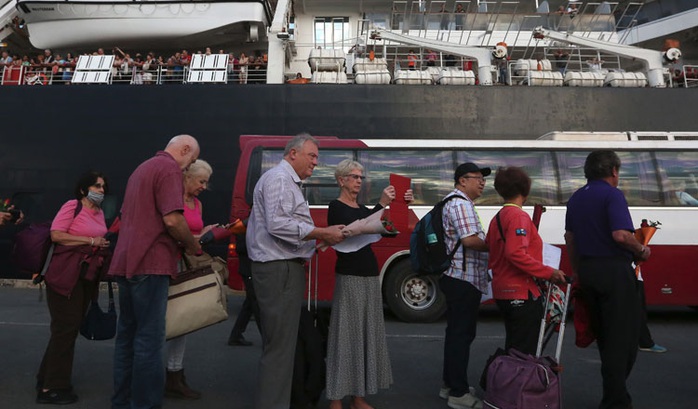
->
xmin=165 ymin=369 xmax=201 ymax=400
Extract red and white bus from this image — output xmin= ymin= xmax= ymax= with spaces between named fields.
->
xmin=227 ymin=133 xmax=698 ymax=322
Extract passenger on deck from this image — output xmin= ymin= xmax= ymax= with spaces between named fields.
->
xmin=426 ymin=50 xmax=437 ymax=67
xmin=407 ymin=50 xmax=417 ymax=70
xmin=567 ymin=4 xmax=579 ymax=17
xmin=169 ymin=52 xmax=183 ymax=83
xmin=62 ymin=53 xmax=75 ymax=84
xmin=586 ymin=58 xmax=604 ymax=73
xmin=43 ymin=49 xmax=54 ymax=65
xmin=238 ymin=52 xmax=249 ymax=84
xmin=440 ymin=4 xmax=451 ymax=30
xmin=142 ymin=53 xmax=157 ymax=85
xmin=0 ymin=51 xmax=12 ymax=66
xmin=554 ymin=49 xmax=570 ymax=74
xmin=455 ymin=4 xmax=465 ymax=30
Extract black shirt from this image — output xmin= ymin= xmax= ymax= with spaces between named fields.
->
xmin=327 ymin=200 xmax=382 ymax=277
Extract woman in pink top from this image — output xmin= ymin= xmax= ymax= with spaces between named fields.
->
xmin=485 ymin=167 xmax=566 ymax=355
xmin=165 ymin=159 xmax=217 ymax=400
xmin=36 ymin=171 xmax=112 ymax=405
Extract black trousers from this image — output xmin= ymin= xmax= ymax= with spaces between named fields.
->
xmin=440 ymin=275 xmax=482 ymax=397
xmin=637 ymin=280 xmax=655 ymax=348
xmin=495 ymin=293 xmax=544 ymax=355
xmin=579 ymin=257 xmax=639 ymax=409
xmin=37 ymin=278 xmax=97 ymax=390
xmin=229 ymin=265 xmax=262 ymax=340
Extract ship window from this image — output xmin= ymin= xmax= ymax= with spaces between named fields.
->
xmin=314 ymin=17 xmax=350 ymax=51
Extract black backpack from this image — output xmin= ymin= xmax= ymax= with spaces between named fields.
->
xmin=410 ymin=195 xmax=465 ymax=275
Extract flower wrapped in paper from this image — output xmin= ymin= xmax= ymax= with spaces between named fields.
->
xmin=320 ymin=208 xmax=399 ymax=252
xmin=633 ymin=219 xmax=660 ymax=276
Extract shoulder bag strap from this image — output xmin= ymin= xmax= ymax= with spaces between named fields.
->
xmin=495 ymin=211 xmax=506 ymax=242
xmin=443 ymin=194 xmax=466 ymax=257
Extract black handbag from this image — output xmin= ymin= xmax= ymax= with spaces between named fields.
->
xmin=80 ymin=280 xmax=117 ymax=341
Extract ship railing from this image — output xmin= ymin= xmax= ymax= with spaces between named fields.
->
xmin=0 ymin=63 xmax=74 ymax=85
xmin=680 ymin=65 xmax=698 ymax=89
xmin=387 ymin=0 xmax=624 ymax=47
xmin=103 ymin=63 xmax=269 ymax=85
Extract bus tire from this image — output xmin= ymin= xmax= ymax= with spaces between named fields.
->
xmin=383 ymin=259 xmax=446 ymax=323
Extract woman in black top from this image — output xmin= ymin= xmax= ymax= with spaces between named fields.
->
xmin=326 ymin=159 xmax=412 ymax=409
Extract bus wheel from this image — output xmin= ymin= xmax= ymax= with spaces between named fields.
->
xmin=383 ymin=259 xmax=446 ymax=323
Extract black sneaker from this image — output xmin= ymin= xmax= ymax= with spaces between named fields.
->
xmin=36 ymin=389 xmax=78 ymax=405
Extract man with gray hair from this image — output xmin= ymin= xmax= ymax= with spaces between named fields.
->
xmin=246 ymin=133 xmax=345 ymax=409
xmin=565 ymin=150 xmax=649 ymax=409
xmin=110 ymin=134 xmax=201 ymax=409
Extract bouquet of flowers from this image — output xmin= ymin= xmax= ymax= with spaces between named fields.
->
xmin=0 ymin=198 xmax=11 ymax=212
xmin=341 ymin=208 xmax=399 ymax=238
xmin=319 ymin=208 xmax=399 ymax=252
xmin=199 ymin=218 xmax=246 ymax=245
xmin=633 ymin=219 xmax=660 ymax=276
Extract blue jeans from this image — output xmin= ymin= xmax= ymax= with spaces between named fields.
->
xmin=440 ymin=275 xmax=482 ymax=397
xmin=111 ymin=275 xmax=170 ymax=409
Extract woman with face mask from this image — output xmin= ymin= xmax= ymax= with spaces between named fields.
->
xmin=36 ymin=170 xmax=112 ymax=405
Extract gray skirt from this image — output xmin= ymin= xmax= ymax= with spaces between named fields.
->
xmin=326 ymin=274 xmax=393 ymax=400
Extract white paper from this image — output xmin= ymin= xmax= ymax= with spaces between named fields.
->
xmin=542 ymin=243 xmax=561 ymax=269
xmin=332 ymin=233 xmax=382 ymax=253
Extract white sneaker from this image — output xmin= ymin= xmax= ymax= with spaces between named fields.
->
xmin=447 ymin=392 xmax=483 ymax=409
xmin=439 ymin=386 xmax=476 ymax=400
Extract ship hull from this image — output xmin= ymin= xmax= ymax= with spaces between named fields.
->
xmin=1 ymin=84 xmax=696 ymax=278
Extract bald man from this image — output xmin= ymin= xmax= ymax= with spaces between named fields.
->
xmin=110 ymin=134 xmax=202 ymax=409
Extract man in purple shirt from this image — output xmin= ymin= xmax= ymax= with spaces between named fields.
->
xmin=109 ymin=134 xmax=201 ymax=409
xmin=565 ymin=150 xmax=650 ymax=409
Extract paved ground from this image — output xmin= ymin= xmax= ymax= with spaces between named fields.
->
xmin=1 ymin=283 xmax=697 ymax=409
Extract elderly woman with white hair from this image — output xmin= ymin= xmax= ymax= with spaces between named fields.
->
xmin=326 ymin=159 xmax=412 ymax=409
xmin=165 ymin=159 xmax=217 ymax=400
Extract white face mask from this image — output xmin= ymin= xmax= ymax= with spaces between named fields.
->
xmin=87 ymin=191 xmax=104 ymax=206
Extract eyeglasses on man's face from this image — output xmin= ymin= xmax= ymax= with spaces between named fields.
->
xmin=462 ymin=176 xmax=486 ymax=182
xmin=345 ymin=174 xmax=366 ymax=180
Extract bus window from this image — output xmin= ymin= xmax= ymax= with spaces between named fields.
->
xmin=556 ymin=151 xmax=587 ymax=203
xmin=256 ymin=148 xmax=354 ymax=206
xmin=557 ymin=151 xmax=660 ymax=206
xmin=304 ymin=150 xmax=355 ymax=204
xmin=456 ymin=150 xmax=558 ymax=205
xmin=654 ymin=151 xmax=698 ymax=206
xmin=358 ymin=150 xmax=454 ymax=205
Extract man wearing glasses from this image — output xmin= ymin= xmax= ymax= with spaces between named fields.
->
xmin=439 ymin=162 xmax=491 ymax=409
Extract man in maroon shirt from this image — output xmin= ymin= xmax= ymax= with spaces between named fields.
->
xmin=109 ymin=134 xmax=201 ymax=409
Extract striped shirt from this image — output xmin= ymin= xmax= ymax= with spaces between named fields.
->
xmin=246 ymin=160 xmax=317 ymax=262
xmin=442 ymin=189 xmax=490 ymax=293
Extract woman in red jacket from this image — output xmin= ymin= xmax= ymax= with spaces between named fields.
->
xmin=485 ymin=167 xmax=566 ymax=354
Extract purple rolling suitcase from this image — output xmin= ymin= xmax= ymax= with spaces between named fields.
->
xmin=483 ymin=282 xmax=572 ymax=409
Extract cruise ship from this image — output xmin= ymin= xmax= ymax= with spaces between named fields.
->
xmin=0 ymin=0 xmax=697 ymax=277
